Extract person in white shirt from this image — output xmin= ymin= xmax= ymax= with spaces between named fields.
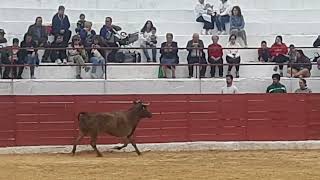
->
xmin=216 ymin=0 xmax=232 ymax=35
xmin=226 ymin=34 xmax=242 ymax=78
xmin=194 ymin=0 xmax=216 ymax=35
xmin=140 ymin=20 xmax=157 ymax=62
xmin=221 ymin=74 xmax=239 ymax=94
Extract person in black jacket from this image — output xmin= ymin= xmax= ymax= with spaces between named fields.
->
xmin=160 ymin=33 xmax=179 ymax=78
xmin=19 ymin=33 xmax=39 ymax=79
xmin=50 ymin=34 xmax=68 ymax=63
xmin=52 ymin=6 xmax=71 ymax=43
xmin=186 ymin=33 xmax=207 ymax=78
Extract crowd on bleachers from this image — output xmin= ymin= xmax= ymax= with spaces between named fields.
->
xmin=0 ymin=0 xmax=319 ymax=80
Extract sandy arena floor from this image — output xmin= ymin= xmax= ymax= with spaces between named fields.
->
xmin=0 ymin=150 xmax=319 ymax=180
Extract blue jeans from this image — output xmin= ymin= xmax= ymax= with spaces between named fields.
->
xmin=25 ymin=54 xmax=39 ymax=77
xmin=90 ymin=56 xmax=106 ymax=73
xmin=217 ymin=15 xmax=230 ymax=31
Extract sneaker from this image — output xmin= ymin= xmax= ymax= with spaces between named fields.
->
xmin=91 ymin=73 xmax=98 ymax=79
xmin=273 ymin=66 xmax=278 ymax=72
xmin=55 ymin=59 xmax=62 ymax=64
xmin=217 ymin=31 xmax=222 ymax=35
xmin=76 ymin=75 xmax=82 ymax=79
xmin=63 ymin=59 xmax=67 ymax=64
xmin=221 ymin=31 xmax=227 ymax=35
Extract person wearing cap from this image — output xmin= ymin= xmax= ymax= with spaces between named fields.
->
xmin=52 ymin=5 xmax=71 ymax=43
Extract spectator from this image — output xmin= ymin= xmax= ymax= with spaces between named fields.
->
xmin=160 ymin=33 xmax=179 ymax=78
xmin=270 ymin=35 xmax=289 ymax=77
xmin=194 ymin=0 xmax=216 ymax=35
xmin=230 ymin=6 xmax=247 ymax=47
xmin=258 ymin=41 xmax=271 ymax=62
xmin=313 ymin=35 xmax=320 ymax=47
xmin=19 ymin=33 xmax=39 ymax=79
xmin=208 ymin=35 xmax=223 ymax=78
xmin=50 ymin=34 xmax=68 ymax=64
xmin=221 ymin=74 xmax=239 ymax=94
xmin=75 ymin=13 xmax=86 ymax=34
xmin=90 ymin=35 xmax=105 ymax=79
xmin=99 ymin=17 xmax=121 ymax=62
xmin=67 ymin=35 xmax=90 ymax=79
xmin=288 ymin=44 xmax=297 ymax=64
xmin=295 ymin=78 xmax=312 ymax=93
xmin=52 ymin=5 xmax=71 ymax=43
xmin=79 ymin=21 xmax=96 ymax=53
xmin=216 ymin=0 xmax=232 ymax=35
xmin=27 ymin=16 xmax=50 ymax=62
xmin=6 ymin=38 xmax=21 ymax=79
xmin=266 ymin=73 xmax=287 ymax=93
xmin=0 ymin=29 xmax=8 ymax=78
xmin=186 ymin=33 xmax=207 ymax=78
xmin=140 ymin=20 xmax=157 ymax=62
xmin=287 ymin=49 xmax=311 ymax=78
xmin=226 ymin=34 xmax=241 ymax=78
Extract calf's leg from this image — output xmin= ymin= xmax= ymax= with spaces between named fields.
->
xmin=90 ymin=134 xmax=103 ymax=157
xmin=112 ymin=137 xmax=129 ymax=150
xmin=71 ymin=131 xmax=85 ymax=156
xmin=129 ymin=137 xmax=141 ymax=156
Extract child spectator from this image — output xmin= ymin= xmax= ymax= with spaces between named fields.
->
xmin=226 ymin=34 xmax=241 ymax=78
xmin=216 ymin=0 xmax=232 ymax=35
xmin=68 ymin=35 xmax=90 ymax=79
xmin=221 ymin=74 xmax=239 ymax=94
xmin=4 ymin=38 xmax=21 ymax=79
xmin=160 ymin=33 xmax=179 ymax=78
xmin=287 ymin=49 xmax=312 ymax=78
xmin=266 ymin=73 xmax=287 ymax=93
xmin=195 ymin=0 xmax=216 ymax=35
xmin=230 ymin=6 xmax=247 ymax=47
xmin=140 ymin=20 xmax=157 ymax=62
xmin=186 ymin=33 xmax=207 ymax=78
xmin=208 ymin=35 xmax=223 ymax=78
xmin=19 ymin=33 xmax=39 ymax=79
xmin=270 ymin=35 xmax=289 ymax=77
xmin=295 ymin=78 xmax=312 ymax=93
xmin=52 ymin=6 xmax=71 ymax=43
xmin=90 ymin=35 xmax=105 ymax=79
xmin=258 ymin=41 xmax=271 ymax=62
xmin=76 ymin=14 xmax=86 ymax=34
xmin=50 ymin=34 xmax=68 ymax=64
xmin=80 ymin=21 xmax=96 ymax=57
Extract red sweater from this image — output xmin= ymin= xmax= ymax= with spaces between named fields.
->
xmin=270 ymin=43 xmax=288 ymax=57
xmin=208 ymin=43 xmax=223 ymax=59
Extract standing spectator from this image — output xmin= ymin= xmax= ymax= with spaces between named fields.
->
xmin=287 ymin=49 xmax=311 ymax=78
xmin=80 ymin=21 xmax=96 ymax=56
xmin=67 ymin=35 xmax=90 ymax=79
xmin=258 ymin=41 xmax=271 ymax=62
xmin=194 ymin=0 xmax=216 ymax=35
xmin=0 ymin=29 xmax=8 ymax=78
xmin=266 ymin=73 xmax=287 ymax=93
xmin=230 ymin=6 xmax=247 ymax=47
xmin=270 ymin=35 xmax=289 ymax=77
xmin=27 ymin=17 xmax=50 ymax=62
xmin=226 ymin=34 xmax=241 ymax=78
xmin=186 ymin=33 xmax=207 ymax=78
xmin=160 ymin=33 xmax=179 ymax=78
xmin=52 ymin=5 xmax=71 ymax=44
xmin=216 ymin=0 xmax=232 ymax=35
xmin=99 ymin=17 xmax=121 ymax=62
xmin=90 ymin=35 xmax=105 ymax=79
xmin=221 ymin=74 xmax=239 ymax=94
xmin=295 ymin=78 xmax=312 ymax=93
xmin=19 ymin=33 xmax=39 ymax=79
xmin=6 ymin=38 xmax=21 ymax=79
xmin=208 ymin=35 xmax=223 ymax=78
xmin=50 ymin=34 xmax=68 ymax=64
xmin=140 ymin=20 xmax=157 ymax=62
xmin=75 ymin=14 xmax=86 ymax=34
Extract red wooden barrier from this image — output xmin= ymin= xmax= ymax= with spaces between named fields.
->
xmin=0 ymin=94 xmax=319 ymax=147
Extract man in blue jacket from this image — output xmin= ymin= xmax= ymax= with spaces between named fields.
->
xmin=52 ymin=5 xmax=71 ymax=43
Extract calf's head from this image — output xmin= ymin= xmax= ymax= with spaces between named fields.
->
xmin=132 ymin=100 xmax=152 ymax=119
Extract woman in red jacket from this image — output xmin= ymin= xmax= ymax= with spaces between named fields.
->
xmin=270 ymin=35 xmax=289 ymax=76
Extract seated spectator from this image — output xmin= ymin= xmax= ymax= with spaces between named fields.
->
xmin=230 ymin=6 xmax=247 ymax=47
xmin=80 ymin=21 xmax=96 ymax=54
xmin=3 ymin=38 xmax=21 ymax=79
xmin=313 ymin=35 xmax=320 ymax=47
xmin=195 ymin=0 xmax=216 ymax=35
xmin=266 ymin=73 xmax=287 ymax=93
xmin=295 ymin=78 xmax=312 ymax=93
xmin=216 ymin=0 xmax=232 ymax=35
xmin=226 ymin=34 xmax=241 ymax=78
xmin=90 ymin=35 xmax=105 ymax=79
xmin=99 ymin=17 xmax=121 ymax=62
xmin=208 ymin=35 xmax=223 ymax=78
xmin=270 ymin=35 xmax=289 ymax=77
xmin=52 ymin=6 xmax=71 ymax=43
xmin=221 ymin=74 xmax=238 ymax=94
xmin=140 ymin=20 xmax=157 ymax=62
xmin=19 ymin=33 xmax=39 ymax=79
xmin=75 ymin=13 xmax=86 ymax=34
xmin=68 ymin=35 xmax=90 ymax=79
xmin=186 ymin=33 xmax=207 ymax=78
xmin=288 ymin=44 xmax=297 ymax=64
xmin=0 ymin=29 xmax=8 ymax=78
xmin=287 ymin=49 xmax=311 ymax=78
xmin=50 ymin=34 xmax=68 ymax=64
xmin=258 ymin=41 xmax=271 ymax=62
xmin=160 ymin=33 xmax=179 ymax=78
xmin=27 ymin=16 xmax=50 ymax=62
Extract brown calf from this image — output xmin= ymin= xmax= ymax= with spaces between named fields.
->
xmin=71 ymin=100 xmax=152 ymax=157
